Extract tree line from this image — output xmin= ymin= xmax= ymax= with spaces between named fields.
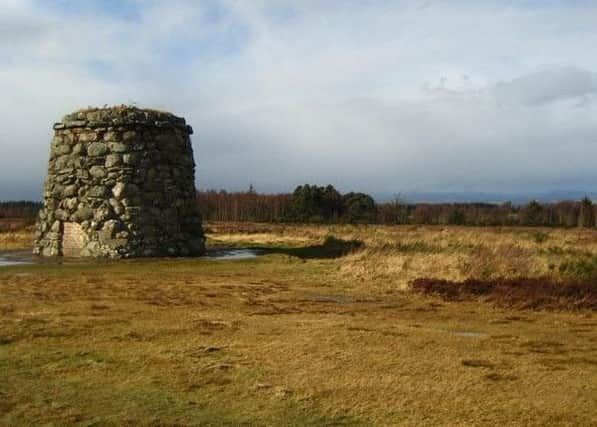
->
xmin=196 ymin=185 xmax=596 ymax=228
xmin=0 ymin=201 xmax=42 ymax=219
xmin=2 ymin=186 xmax=595 ymax=227
xmin=197 ymin=185 xmax=377 ymax=223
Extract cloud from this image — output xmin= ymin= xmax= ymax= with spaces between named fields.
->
xmin=1 ymin=0 xmax=597 ymax=199
xmin=493 ymin=66 xmax=597 ymax=106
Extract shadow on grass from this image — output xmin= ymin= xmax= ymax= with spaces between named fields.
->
xmin=259 ymin=235 xmax=364 ymax=260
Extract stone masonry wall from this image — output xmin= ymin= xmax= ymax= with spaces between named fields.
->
xmin=34 ymin=106 xmax=205 ymax=257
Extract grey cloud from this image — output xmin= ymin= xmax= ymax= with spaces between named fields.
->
xmin=189 ymin=88 xmax=597 ymax=195
xmin=0 ymin=17 xmax=48 ymax=44
xmin=493 ymin=66 xmax=597 ymax=106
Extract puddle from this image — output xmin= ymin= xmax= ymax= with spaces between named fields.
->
xmin=0 ymin=251 xmax=34 ymax=267
xmin=452 ymin=331 xmax=487 ymax=338
xmin=204 ymin=248 xmax=264 ymax=260
xmin=0 ymin=248 xmax=264 ymax=266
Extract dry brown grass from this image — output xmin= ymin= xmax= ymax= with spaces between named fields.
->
xmin=1 ymin=222 xmax=596 ymax=425
xmin=206 ymin=222 xmax=597 ymax=290
xmin=0 ymin=227 xmax=33 ymax=251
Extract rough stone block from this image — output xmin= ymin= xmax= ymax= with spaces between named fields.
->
xmin=89 ymin=165 xmax=106 ymax=179
xmin=108 ymin=142 xmax=126 ymax=153
xmin=105 ymin=154 xmax=122 ymax=168
xmin=88 ymin=142 xmax=107 ymax=157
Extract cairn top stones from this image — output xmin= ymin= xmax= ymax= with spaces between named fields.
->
xmin=53 ymin=106 xmax=193 ymax=134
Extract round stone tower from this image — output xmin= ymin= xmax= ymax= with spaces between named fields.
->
xmin=34 ymin=106 xmax=205 ymax=257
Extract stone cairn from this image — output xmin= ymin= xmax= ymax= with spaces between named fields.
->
xmin=34 ymin=106 xmax=205 ymax=257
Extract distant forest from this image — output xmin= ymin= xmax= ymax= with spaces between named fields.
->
xmin=1 ymin=185 xmax=595 ymax=227
xmin=0 ymin=201 xmax=41 ymax=221
xmin=196 ymin=185 xmax=596 ymax=228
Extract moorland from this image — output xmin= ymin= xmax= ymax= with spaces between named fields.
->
xmin=1 ymin=220 xmax=596 ymax=425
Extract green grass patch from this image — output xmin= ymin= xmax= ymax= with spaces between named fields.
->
xmin=559 ymin=255 xmax=597 ymax=281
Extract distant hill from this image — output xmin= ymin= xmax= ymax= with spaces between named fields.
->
xmin=373 ymin=191 xmax=597 ymax=204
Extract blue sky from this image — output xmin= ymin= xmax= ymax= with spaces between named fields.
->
xmin=1 ymin=0 xmax=597 ymax=200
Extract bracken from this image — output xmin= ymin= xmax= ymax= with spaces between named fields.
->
xmin=411 ymin=276 xmax=597 ymax=311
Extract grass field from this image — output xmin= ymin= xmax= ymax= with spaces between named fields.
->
xmin=1 ymin=222 xmax=596 ymax=425
xmin=0 ymin=219 xmax=34 ymax=251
